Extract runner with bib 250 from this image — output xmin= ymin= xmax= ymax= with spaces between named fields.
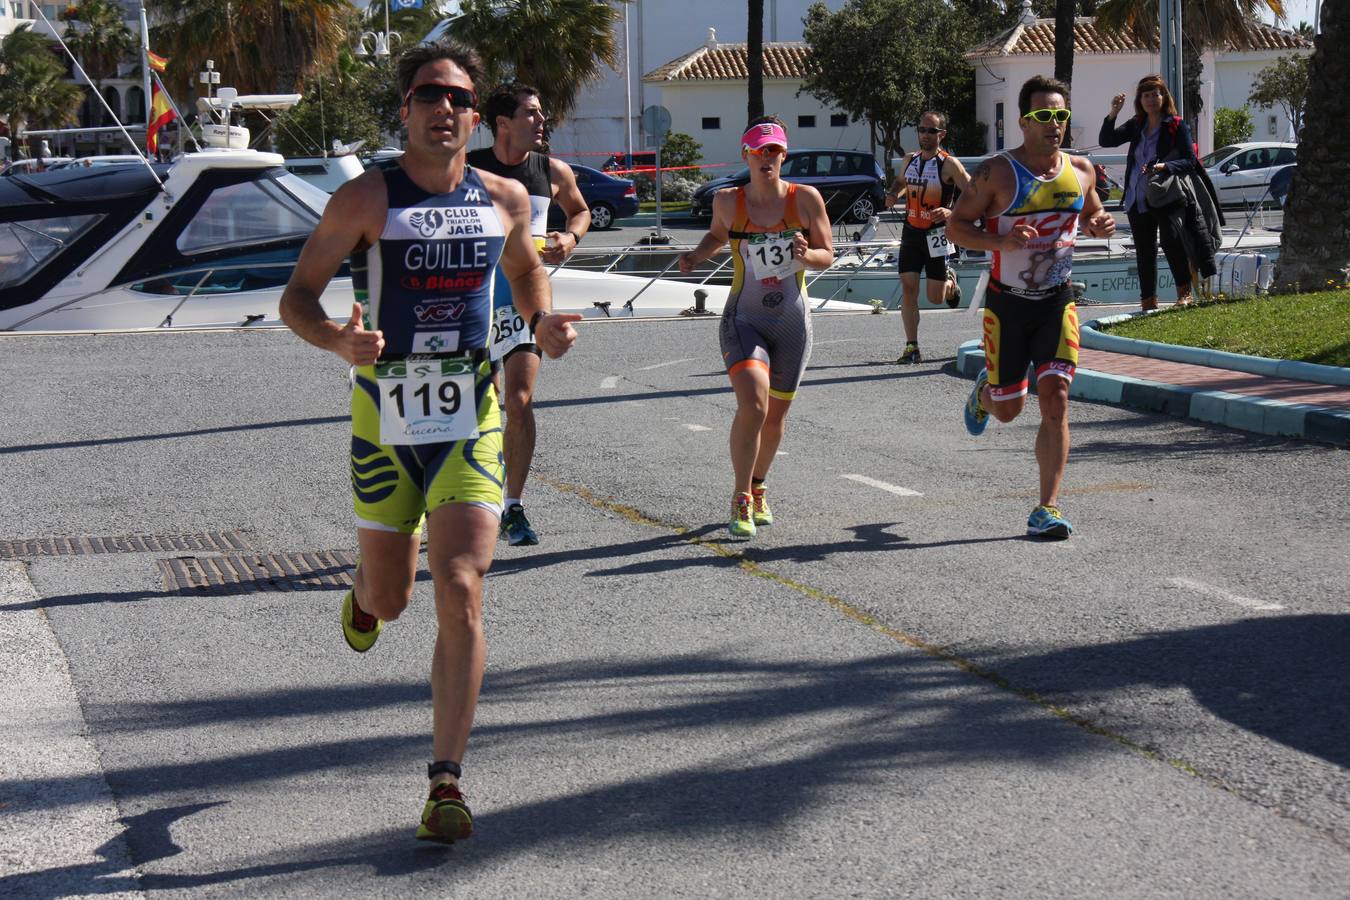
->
xmin=468 ymin=82 xmax=590 ymax=547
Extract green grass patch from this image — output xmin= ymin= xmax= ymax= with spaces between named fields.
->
xmin=1099 ymin=289 xmax=1350 ymax=367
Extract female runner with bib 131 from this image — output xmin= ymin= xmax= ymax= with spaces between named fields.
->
xmin=679 ymin=117 xmax=833 ymax=539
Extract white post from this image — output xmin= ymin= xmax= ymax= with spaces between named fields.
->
xmin=139 ymin=1 xmax=151 ymax=126
xmin=623 ymin=4 xmax=633 ymax=167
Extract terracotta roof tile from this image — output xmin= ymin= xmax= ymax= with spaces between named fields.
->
xmin=965 ymin=17 xmax=1312 ymax=59
xmin=644 ymin=42 xmax=812 ymax=82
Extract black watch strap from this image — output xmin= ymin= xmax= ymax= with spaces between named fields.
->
xmin=529 ymin=310 xmax=546 ymax=332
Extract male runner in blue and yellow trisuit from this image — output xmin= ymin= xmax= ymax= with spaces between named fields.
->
xmin=947 ymin=75 xmax=1116 ymax=539
xmin=279 ymin=40 xmax=581 ymax=843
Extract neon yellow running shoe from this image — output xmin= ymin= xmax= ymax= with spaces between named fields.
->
xmin=729 ymin=492 xmax=756 ymax=539
xmin=751 ymin=485 xmax=773 ymax=526
xmin=341 ymin=588 xmax=383 ymax=653
xmin=416 ymin=782 xmax=473 ymax=843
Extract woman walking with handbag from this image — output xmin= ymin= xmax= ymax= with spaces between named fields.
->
xmin=1100 ymin=74 xmax=1199 ymax=310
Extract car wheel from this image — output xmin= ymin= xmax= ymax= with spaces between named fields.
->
xmin=590 ymin=202 xmax=615 ymax=230
xmin=847 ymin=195 xmax=876 ymax=224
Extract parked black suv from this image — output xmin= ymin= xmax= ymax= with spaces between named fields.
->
xmin=690 ymin=149 xmax=885 ymax=223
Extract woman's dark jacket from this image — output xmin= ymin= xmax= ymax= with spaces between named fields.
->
xmin=1099 ymin=113 xmax=1226 ymax=278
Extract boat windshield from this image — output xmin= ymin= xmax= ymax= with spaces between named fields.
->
xmin=272 ymin=170 xmax=333 ymax=213
xmin=0 ymin=213 xmax=104 ymax=291
xmin=177 ymin=176 xmax=320 ymax=254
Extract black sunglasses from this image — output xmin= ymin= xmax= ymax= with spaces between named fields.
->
xmin=406 ymin=83 xmax=478 ymax=109
xmin=917 ymin=126 xmax=943 ymax=135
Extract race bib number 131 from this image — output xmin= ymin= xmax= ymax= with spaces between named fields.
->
xmin=376 ymin=357 xmax=479 ymax=445
xmin=747 ymin=231 xmax=804 ymax=281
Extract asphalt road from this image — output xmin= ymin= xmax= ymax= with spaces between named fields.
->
xmin=1 ymin=309 xmax=1346 ymax=897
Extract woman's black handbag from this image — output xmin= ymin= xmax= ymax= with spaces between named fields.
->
xmin=1145 ymin=168 xmax=1184 ymax=210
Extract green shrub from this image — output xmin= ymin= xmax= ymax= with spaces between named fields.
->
xmin=1213 ymin=107 xmax=1253 ymax=149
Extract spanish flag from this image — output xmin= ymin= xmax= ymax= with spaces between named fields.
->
xmin=147 ymin=50 xmax=168 ymax=73
xmin=147 ymin=79 xmax=176 ymax=154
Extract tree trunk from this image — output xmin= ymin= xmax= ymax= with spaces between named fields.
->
xmin=1054 ymin=0 xmax=1074 ymax=147
xmin=747 ymin=0 xmax=764 ymax=123
xmin=1275 ymin=0 xmax=1350 ymax=291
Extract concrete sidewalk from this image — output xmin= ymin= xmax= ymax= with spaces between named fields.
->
xmin=956 ymin=316 xmax=1350 ymax=446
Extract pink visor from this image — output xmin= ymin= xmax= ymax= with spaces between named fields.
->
xmin=742 ymin=122 xmax=788 ymax=152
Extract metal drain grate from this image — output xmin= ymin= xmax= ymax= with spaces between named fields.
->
xmin=0 ymin=531 xmax=253 ymax=559
xmin=158 ymin=550 xmax=356 ymax=594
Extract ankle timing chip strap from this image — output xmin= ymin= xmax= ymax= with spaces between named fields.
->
xmin=428 ymin=760 xmax=462 ymax=780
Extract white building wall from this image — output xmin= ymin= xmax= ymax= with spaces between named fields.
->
xmin=657 ymin=80 xmax=870 ymax=167
xmin=970 ymin=46 xmax=1307 ymax=157
xmin=546 ymin=0 xmax=849 ymax=165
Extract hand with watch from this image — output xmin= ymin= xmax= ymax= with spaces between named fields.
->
xmin=528 ymin=308 xmax=583 ymax=359
xmin=541 ymin=229 xmax=582 ymax=265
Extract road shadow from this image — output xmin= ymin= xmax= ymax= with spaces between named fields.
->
xmin=991 ymin=612 xmax=1350 ymax=770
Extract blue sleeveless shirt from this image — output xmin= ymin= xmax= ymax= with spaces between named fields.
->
xmin=351 ymin=164 xmax=506 ymax=355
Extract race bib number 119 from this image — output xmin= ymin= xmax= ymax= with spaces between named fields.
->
xmin=376 ymin=357 xmax=479 ymax=445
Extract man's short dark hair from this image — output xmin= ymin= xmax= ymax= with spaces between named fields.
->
xmin=1018 ymin=75 xmax=1069 ymax=116
xmin=396 ymin=40 xmax=484 ymax=99
xmin=920 ymin=110 xmax=947 ymax=130
xmin=481 ymin=82 xmax=541 ymax=136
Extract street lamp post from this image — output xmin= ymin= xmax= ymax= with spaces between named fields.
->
xmin=355 ymin=0 xmax=403 ymax=59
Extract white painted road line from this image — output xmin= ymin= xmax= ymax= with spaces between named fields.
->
xmin=600 ymin=376 xmax=620 ymax=389
xmin=0 ymin=562 xmax=143 ymax=895
xmin=684 ymin=424 xmax=712 ymax=432
xmin=1168 ymin=576 xmax=1285 ymax=612
xmin=637 ymin=358 xmax=698 ymax=371
xmin=841 ymin=473 xmax=923 ymax=497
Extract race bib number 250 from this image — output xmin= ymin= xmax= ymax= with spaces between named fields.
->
xmin=376 ymin=357 xmax=479 ymax=445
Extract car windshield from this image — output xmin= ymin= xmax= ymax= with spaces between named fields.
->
xmin=1201 ymin=146 xmax=1239 ymax=167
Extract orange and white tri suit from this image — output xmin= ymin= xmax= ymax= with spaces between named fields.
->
xmin=719 ymin=183 xmax=813 ymax=401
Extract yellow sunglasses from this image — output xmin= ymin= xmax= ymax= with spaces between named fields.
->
xmin=1023 ymin=108 xmax=1072 ymax=123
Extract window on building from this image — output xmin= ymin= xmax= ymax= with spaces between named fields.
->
xmin=830 ymin=113 xmax=848 ymax=127
xmin=701 ymin=117 xmax=720 ymax=130
xmin=797 ymin=115 xmax=816 ymax=128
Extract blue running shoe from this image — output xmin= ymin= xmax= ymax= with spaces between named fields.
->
xmin=964 ymin=370 xmax=990 ymax=436
xmin=1027 ymin=504 xmax=1073 ymax=539
xmin=500 ymin=503 xmax=539 ymax=546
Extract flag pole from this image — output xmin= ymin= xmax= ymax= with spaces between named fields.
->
xmin=152 ymin=71 xmax=203 ymax=153
xmin=140 ymin=0 xmax=152 ymax=127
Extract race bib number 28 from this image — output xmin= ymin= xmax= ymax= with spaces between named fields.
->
xmin=926 ymin=227 xmax=954 ymax=258
xmin=376 ymin=357 xmax=479 ymax=445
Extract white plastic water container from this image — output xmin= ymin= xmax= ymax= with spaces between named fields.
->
xmin=1210 ymin=252 xmax=1266 ymax=297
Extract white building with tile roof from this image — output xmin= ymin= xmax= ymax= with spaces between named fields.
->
xmin=965 ymin=2 xmax=1313 ymax=156
xmin=638 ymin=29 xmax=870 ymax=167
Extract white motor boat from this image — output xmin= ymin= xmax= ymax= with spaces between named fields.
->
xmin=0 ymin=148 xmax=872 ymax=333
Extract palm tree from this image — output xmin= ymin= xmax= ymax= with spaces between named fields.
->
xmin=0 ymin=27 xmax=84 ymax=155
xmin=147 ymin=0 xmax=353 ymax=96
xmin=748 ymin=0 xmax=764 ymax=123
xmin=449 ymin=0 xmax=627 ymax=125
xmin=1095 ymin=0 xmax=1286 ymax=136
xmin=59 ymin=0 xmax=136 ymax=98
xmin=1274 ymin=0 xmax=1347 ymax=290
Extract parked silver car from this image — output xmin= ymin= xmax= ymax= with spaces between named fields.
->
xmin=1202 ymin=142 xmax=1296 ymax=205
